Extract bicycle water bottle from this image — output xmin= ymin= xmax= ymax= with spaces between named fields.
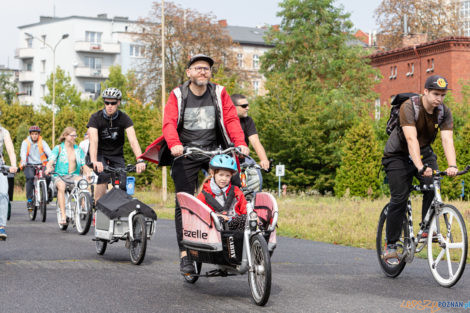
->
xmin=126 ymin=176 xmax=135 ymax=195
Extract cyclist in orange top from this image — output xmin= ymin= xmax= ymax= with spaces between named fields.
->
xmin=20 ymin=126 xmax=52 ymax=211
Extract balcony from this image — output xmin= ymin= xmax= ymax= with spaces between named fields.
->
xmin=74 ymin=67 xmax=110 ymax=78
xmin=74 ymin=41 xmax=120 ymax=54
xmin=15 ymin=48 xmax=35 ymax=59
xmin=19 ymin=71 xmax=34 ymax=82
xmin=18 ymin=95 xmax=34 ymax=105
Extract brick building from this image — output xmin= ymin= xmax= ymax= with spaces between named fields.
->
xmin=369 ymin=37 xmax=470 ymax=116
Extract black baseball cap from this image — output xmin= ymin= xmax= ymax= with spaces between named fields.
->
xmin=187 ymin=54 xmax=214 ymax=68
xmin=424 ymin=75 xmax=450 ymax=90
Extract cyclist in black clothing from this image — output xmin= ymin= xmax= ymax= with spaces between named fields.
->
xmin=382 ymin=75 xmax=458 ymax=262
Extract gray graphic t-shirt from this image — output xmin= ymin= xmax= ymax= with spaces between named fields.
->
xmin=180 ymin=88 xmax=217 ymax=147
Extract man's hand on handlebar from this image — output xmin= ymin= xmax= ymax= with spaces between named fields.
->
xmin=92 ymin=161 xmax=104 ymax=173
xmin=259 ymin=159 xmax=270 ymax=171
xmin=171 ymin=145 xmax=184 ymax=157
xmin=9 ymin=166 xmax=17 ymax=174
xmin=418 ymin=165 xmax=433 ymax=177
xmin=446 ymin=166 xmax=458 ymax=177
xmin=135 ymin=162 xmax=146 ymax=173
xmin=238 ymin=145 xmax=249 ymax=156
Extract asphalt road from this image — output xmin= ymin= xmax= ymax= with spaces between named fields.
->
xmin=1 ymin=201 xmax=469 ymax=313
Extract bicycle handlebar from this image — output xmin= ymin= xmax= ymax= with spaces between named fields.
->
xmin=433 ymin=165 xmax=470 ymax=177
xmin=175 ymin=146 xmax=241 ymax=161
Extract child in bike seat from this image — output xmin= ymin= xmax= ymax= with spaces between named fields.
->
xmin=197 ymin=155 xmax=247 ymax=231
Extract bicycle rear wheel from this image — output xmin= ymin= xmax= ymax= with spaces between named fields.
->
xmin=427 ymin=205 xmax=468 ymax=287
xmin=129 ymin=214 xmax=147 ymax=265
xmin=75 ymin=192 xmax=92 ymax=235
xmin=376 ymin=204 xmax=408 ymax=278
xmin=7 ymin=201 xmax=11 ymax=220
xmin=39 ymin=181 xmax=47 ymax=222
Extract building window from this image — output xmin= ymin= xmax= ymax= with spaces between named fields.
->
xmin=41 ymin=60 xmax=46 ymax=73
xmin=406 ymin=63 xmax=414 ymax=77
xmin=85 ymin=31 xmax=102 ymax=43
xmin=41 ymin=35 xmax=46 ymax=47
xmin=26 ymin=37 xmax=33 ymax=48
xmin=237 ymin=53 xmax=243 ymax=68
xmin=24 ymin=61 xmax=33 ymax=71
xmin=85 ymin=56 xmax=102 ymax=71
xmin=41 ymin=84 xmax=46 ymax=97
xmin=253 ymin=54 xmax=259 ymax=69
xmin=84 ymin=81 xmax=101 ymax=94
xmin=24 ymin=83 xmax=33 ymax=96
xmin=129 ymin=45 xmax=144 ymax=57
xmin=375 ymin=98 xmax=381 ymax=120
xmin=389 ymin=66 xmax=397 ymax=80
xmin=253 ymin=80 xmax=259 ymax=95
xmin=426 ymin=58 xmax=434 ymax=73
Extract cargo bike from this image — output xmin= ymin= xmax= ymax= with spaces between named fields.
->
xmin=93 ymin=164 xmax=157 ymax=265
xmin=176 ymin=147 xmax=278 ymax=306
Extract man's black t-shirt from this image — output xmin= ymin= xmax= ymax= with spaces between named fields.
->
xmin=87 ymin=110 xmax=133 ymax=156
xmin=179 ymin=88 xmax=217 ymax=147
xmin=239 ymin=116 xmax=257 ymax=146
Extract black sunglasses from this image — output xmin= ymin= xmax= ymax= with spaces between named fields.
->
xmin=237 ymin=104 xmax=249 ymax=108
xmin=104 ymin=100 xmax=118 ymax=106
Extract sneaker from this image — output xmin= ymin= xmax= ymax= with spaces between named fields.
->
xmin=180 ymin=255 xmax=195 ymax=275
xmin=0 ymin=228 xmax=7 ymax=240
xmin=27 ymin=200 xmax=33 ymax=212
xmin=383 ymin=244 xmax=399 ymax=265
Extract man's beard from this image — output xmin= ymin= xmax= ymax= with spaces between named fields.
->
xmin=191 ymin=77 xmax=209 ymax=86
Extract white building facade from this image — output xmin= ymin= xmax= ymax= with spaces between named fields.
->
xmin=16 ymin=14 xmax=144 ymax=106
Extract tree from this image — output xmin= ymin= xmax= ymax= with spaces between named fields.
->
xmin=255 ymin=0 xmax=378 ymax=193
xmin=0 ymin=73 xmax=18 ymax=105
xmin=375 ymin=0 xmax=461 ymax=50
xmin=137 ymin=1 xmax=240 ymax=103
xmin=43 ymin=67 xmax=82 ymax=110
xmin=334 ymin=117 xmax=383 ymax=198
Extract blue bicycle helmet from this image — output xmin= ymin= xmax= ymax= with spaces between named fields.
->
xmin=209 ymin=155 xmax=237 ymax=173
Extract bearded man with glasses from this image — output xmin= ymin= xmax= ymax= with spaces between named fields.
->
xmin=140 ymin=54 xmax=249 ymax=275
xmin=87 ymin=87 xmax=146 ymax=201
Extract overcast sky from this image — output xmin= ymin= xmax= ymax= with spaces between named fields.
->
xmin=0 ymin=0 xmax=381 ymax=68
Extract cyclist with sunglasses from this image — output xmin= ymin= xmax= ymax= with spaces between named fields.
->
xmin=231 ymin=94 xmax=270 ymax=171
xmin=87 ymin=88 xmax=146 ymax=201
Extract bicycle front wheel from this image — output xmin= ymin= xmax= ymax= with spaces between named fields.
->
xmin=39 ymin=181 xmax=47 ymax=222
xmin=29 ymin=194 xmax=37 ymax=221
xmin=248 ymin=233 xmax=271 ymax=306
xmin=376 ymin=204 xmax=408 ymax=278
xmin=75 ymin=192 xmax=92 ymax=235
xmin=427 ymin=205 xmax=468 ymax=287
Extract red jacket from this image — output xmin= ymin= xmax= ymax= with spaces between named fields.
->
xmin=140 ymin=81 xmax=247 ymax=165
xmin=163 ymin=81 xmax=246 ymax=149
xmin=197 ymin=180 xmax=247 ymax=215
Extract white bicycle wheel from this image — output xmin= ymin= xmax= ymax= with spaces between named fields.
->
xmin=427 ymin=205 xmax=468 ymax=287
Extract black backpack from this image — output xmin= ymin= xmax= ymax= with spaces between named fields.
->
xmin=386 ymin=93 xmax=420 ymax=135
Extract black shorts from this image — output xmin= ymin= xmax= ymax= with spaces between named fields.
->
xmin=97 ymin=155 xmax=126 ymax=190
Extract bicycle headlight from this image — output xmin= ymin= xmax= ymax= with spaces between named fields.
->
xmin=78 ymin=179 xmax=89 ymax=190
xmin=249 ymin=211 xmax=258 ymax=221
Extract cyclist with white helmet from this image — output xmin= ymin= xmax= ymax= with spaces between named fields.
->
xmin=87 ymin=88 xmax=146 ymax=201
xmin=20 ymin=125 xmax=52 ymax=211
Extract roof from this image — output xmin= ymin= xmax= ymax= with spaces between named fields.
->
xmin=18 ymin=15 xmax=137 ymax=29
xmin=369 ymin=36 xmax=470 ymax=58
xmin=225 ymin=25 xmax=271 ymax=47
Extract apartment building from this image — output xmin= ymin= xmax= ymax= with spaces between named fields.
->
xmin=16 ymin=14 xmax=144 ymax=106
xmin=223 ymin=21 xmax=272 ymax=96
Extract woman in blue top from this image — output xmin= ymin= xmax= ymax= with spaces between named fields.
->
xmin=45 ymin=127 xmax=89 ymax=225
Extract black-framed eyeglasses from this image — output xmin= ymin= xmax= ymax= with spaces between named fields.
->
xmin=191 ymin=66 xmax=211 ymax=73
xmin=237 ymin=104 xmax=249 ymax=109
xmin=104 ymin=100 xmax=118 ymax=106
